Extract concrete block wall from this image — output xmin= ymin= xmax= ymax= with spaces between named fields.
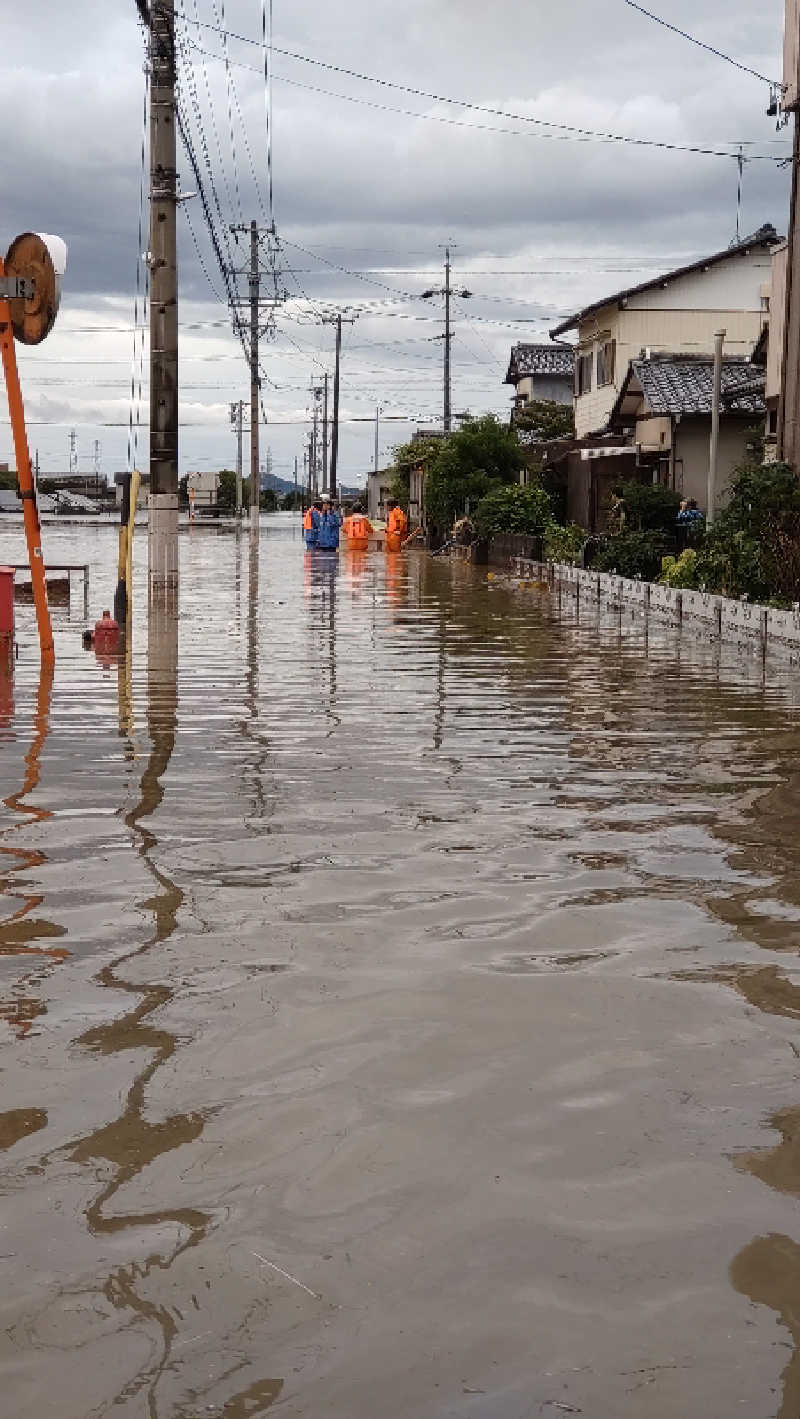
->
xmin=508 ymin=556 xmax=800 ymax=662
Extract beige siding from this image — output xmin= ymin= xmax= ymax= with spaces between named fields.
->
xmin=570 ymin=246 xmax=772 ymax=438
xmin=767 ymin=241 xmax=788 ymax=404
xmin=635 ymin=415 xmax=671 ymax=452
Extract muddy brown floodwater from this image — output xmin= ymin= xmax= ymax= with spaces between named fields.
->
xmin=5 ymin=517 xmax=800 ymax=1416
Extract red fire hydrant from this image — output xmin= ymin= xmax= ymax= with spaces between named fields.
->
xmin=0 ymin=566 xmax=14 ymax=657
xmin=92 ymin=610 xmax=120 ymax=655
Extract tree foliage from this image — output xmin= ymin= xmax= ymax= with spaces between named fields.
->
xmin=515 ymin=399 xmax=574 ymax=443
xmin=473 ymin=483 xmax=553 ymax=537
xmin=593 ymin=530 xmax=673 ymax=580
xmin=617 ymin=479 xmax=681 ymax=531
xmin=691 ymin=462 xmax=800 ymax=604
xmin=424 ymin=415 xmax=524 ymax=529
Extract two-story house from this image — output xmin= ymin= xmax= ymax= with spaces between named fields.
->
xmin=550 ymin=224 xmax=779 ymax=439
xmin=504 ymin=343 xmax=574 ymax=416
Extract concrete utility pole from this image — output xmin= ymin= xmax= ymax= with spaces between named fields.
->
xmin=422 ymin=247 xmax=472 ymax=435
xmin=311 ymin=383 xmax=321 ymax=496
xmin=230 ymin=399 xmax=244 ymax=516
xmin=708 ymin=329 xmax=726 ymax=528
xmin=779 ymin=0 xmax=800 ymax=466
xmin=322 ymin=371 xmax=329 ymax=493
xmin=230 ymin=220 xmax=287 ymax=527
xmin=319 ymin=313 xmax=357 ymax=500
xmin=444 ymin=246 xmax=452 ymax=434
xmin=331 ymin=315 xmax=342 ymax=499
xmin=374 ymin=404 xmax=380 ymax=475
xmin=248 ymin=221 xmax=260 ymax=522
xmin=149 ymin=0 xmax=179 ymax=594
xmin=293 ymin=454 xmax=298 ymax=510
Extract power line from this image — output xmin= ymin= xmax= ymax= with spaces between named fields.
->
xmin=185 ymin=22 xmax=790 ymax=162
xmin=622 ymin=1 xmax=781 ymax=87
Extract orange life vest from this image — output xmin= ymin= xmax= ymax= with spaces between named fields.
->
xmin=387 ymin=507 xmax=407 ymax=536
xmin=346 ymin=514 xmax=371 ymax=540
xmin=304 ymin=508 xmax=315 ymax=532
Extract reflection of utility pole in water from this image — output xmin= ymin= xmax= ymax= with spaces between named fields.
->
xmin=148 ymin=0 xmax=180 ymax=598
xmin=70 ymin=591 xmax=210 ymax=1412
xmin=243 ymin=526 xmax=268 ymax=820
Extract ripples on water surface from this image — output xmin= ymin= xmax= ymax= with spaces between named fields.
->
xmin=3 ymin=517 xmax=800 ymax=1416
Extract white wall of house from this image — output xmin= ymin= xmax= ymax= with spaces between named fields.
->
xmin=570 ymin=246 xmax=772 ymax=438
xmin=673 ymin=418 xmax=752 ymax=509
xmin=767 ymin=241 xmax=788 ymax=406
xmin=515 ymin=373 xmax=573 ymax=406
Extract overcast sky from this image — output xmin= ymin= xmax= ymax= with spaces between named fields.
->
xmin=0 ymin=0 xmax=791 ymax=483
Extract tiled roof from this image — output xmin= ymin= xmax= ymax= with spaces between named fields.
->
xmin=550 ymin=223 xmax=781 ymax=338
xmin=504 ymin=343 xmax=575 ymax=384
xmin=630 ymin=355 xmax=766 ymax=417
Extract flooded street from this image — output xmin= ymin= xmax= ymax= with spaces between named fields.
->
xmin=4 ymin=516 xmax=800 ymax=1417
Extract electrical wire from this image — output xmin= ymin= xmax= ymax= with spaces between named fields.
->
xmin=185 ymin=22 xmax=790 ymax=163
xmin=622 ymin=1 xmax=781 ymax=87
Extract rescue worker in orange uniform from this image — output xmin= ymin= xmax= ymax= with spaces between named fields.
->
xmin=304 ymin=501 xmax=322 ymax=549
xmin=385 ymin=500 xmax=408 ymax=553
xmin=342 ymin=504 xmax=374 ymax=552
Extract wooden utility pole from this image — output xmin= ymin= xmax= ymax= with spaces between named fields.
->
xmin=149 ymin=0 xmax=179 ymax=595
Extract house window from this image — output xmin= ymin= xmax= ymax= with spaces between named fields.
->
xmin=596 ymin=339 xmax=616 ymax=387
xmin=575 ymin=351 xmax=593 ymax=396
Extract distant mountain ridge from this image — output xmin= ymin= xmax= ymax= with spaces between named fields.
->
xmin=261 ymin=472 xmax=364 ymax=498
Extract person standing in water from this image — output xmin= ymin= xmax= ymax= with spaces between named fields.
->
xmin=304 ymin=501 xmax=322 ymax=549
xmin=386 ymin=500 xmax=408 ymax=552
xmin=343 ymin=504 xmax=374 ymax=552
xmin=317 ymin=497 xmax=342 ymax=551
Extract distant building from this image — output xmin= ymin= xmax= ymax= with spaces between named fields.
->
xmin=40 ymin=470 xmax=110 ymax=501
xmin=504 ymin=343 xmax=574 ymax=417
xmin=187 ymin=470 xmax=219 ymax=510
xmin=114 ymin=471 xmax=150 ymax=509
xmin=367 ymin=470 xmax=395 ymax=522
xmin=550 ymin=224 xmax=779 ymax=439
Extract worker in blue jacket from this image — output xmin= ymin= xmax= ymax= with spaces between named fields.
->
xmin=317 ymin=498 xmax=342 ymax=551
